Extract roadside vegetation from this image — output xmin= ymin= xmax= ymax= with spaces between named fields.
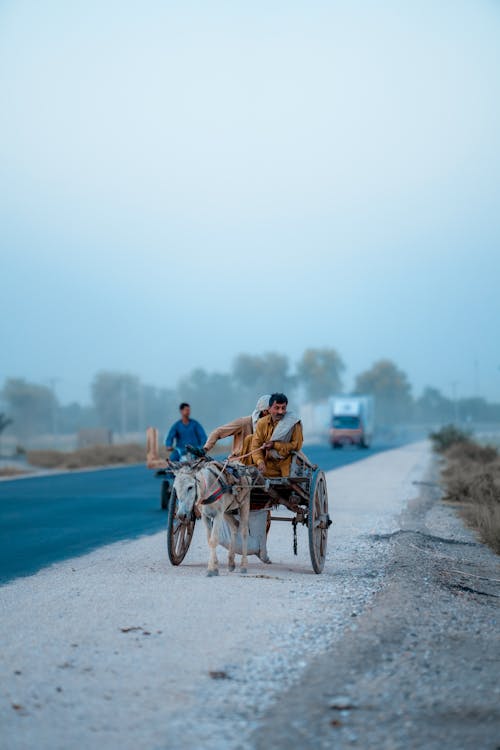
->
xmin=0 ymin=466 xmax=30 ymax=477
xmin=431 ymin=425 xmax=500 ymax=554
xmin=26 ymin=442 xmax=228 ymax=471
xmin=26 ymin=444 xmax=146 ymax=470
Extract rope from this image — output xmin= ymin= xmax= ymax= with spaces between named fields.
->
xmin=229 ymin=444 xmax=266 ymax=462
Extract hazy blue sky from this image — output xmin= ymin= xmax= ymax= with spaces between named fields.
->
xmin=1 ymin=0 xmax=499 ymax=405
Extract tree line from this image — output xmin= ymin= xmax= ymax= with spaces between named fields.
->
xmin=1 ymin=348 xmax=499 ymax=442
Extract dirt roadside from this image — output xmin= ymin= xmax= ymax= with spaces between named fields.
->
xmin=250 ymin=469 xmax=500 ymax=750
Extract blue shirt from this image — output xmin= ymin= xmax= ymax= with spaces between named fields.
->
xmin=164 ymin=419 xmax=207 ymax=453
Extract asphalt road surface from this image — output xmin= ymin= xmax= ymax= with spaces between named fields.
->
xmin=0 ymin=442 xmax=400 ymax=585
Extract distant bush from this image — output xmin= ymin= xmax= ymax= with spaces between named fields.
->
xmin=446 ymin=441 xmax=498 ymax=465
xmin=27 ymin=443 xmax=145 ymax=469
xmin=429 ymin=424 xmax=472 ymax=453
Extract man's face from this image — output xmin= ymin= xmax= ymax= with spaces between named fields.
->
xmin=269 ymin=401 xmax=287 ymax=422
xmin=180 ymin=406 xmax=191 ymax=419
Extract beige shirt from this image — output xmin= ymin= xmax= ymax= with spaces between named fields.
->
xmin=204 ymin=415 xmax=253 ymax=456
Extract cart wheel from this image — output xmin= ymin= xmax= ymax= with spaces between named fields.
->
xmin=166 ymin=488 xmax=196 ymax=565
xmin=308 ymin=469 xmax=330 ymax=574
xmin=161 ymin=480 xmax=171 ymax=510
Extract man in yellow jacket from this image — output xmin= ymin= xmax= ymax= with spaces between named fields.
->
xmin=251 ymin=392 xmax=303 ymax=477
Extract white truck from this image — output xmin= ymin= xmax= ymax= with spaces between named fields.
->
xmin=329 ymin=395 xmax=375 ymax=449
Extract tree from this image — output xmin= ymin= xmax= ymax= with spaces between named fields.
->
xmin=354 ymin=359 xmax=413 ymax=425
xmin=142 ymin=385 xmax=177 ymax=433
xmin=0 ymin=412 xmax=13 ymax=455
xmin=2 ymin=378 xmax=56 ymax=439
xmin=232 ymin=352 xmax=294 ymax=401
xmin=457 ymin=397 xmax=500 ymax=424
xmin=176 ymin=368 xmax=242 ymax=431
xmin=91 ymin=371 xmax=142 ymax=434
xmin=296 ymin=348 xmax=345 ymax=402
xmin=0 ymin=413 xmax=13 ymax=435
xmin=57 ymin=402 xmax=98 ymax=434
xmin=414 ymin=387 xmax=453 ymax=424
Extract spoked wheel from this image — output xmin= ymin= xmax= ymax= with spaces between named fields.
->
xmin=166 ymin=489 xmax=196 ymax=565
xmin=308 ymin=469 xmax=331 ymax=574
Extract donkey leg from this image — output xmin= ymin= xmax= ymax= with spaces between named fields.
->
xmin=258 ymin=510 xmax=272 ymax=563
xmin=259 ymin=535 xmax=272 ymax=565
xmin=206 ymin=512 xmax=221 ymax=577
xmin=239 ymin=492 xmax=250 ymax=575
xmin=203 ymin=513 xmax=219 ymax=577
xmin=224 ymin=511 xmax=238 ymax=572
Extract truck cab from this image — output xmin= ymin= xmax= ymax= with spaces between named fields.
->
xmin=329 ymin=396 xmax=374 ymax=449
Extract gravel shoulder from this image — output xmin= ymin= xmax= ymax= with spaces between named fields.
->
xmin=3 ymin=442 xmax=495 ymax=750
xmin=251 ymin=456 xmax=500 ymax=750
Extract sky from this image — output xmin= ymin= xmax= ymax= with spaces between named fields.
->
xmin=1 ymin=0 xmax=499 ymax=406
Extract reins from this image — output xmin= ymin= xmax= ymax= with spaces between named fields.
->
xmin=195 ymin=458 xmax=230 ymax=508
xmin=231 ymin=445 xmax=266 ymax=462
xmin=174 ymin=445 xmax=268 ymax=510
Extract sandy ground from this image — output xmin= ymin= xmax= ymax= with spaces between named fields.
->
xmin=1 ymin=442 xmax=431 ymax=749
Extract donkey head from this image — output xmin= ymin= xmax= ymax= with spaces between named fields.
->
xmin=173 ymin=466 xmax=198 ymax=521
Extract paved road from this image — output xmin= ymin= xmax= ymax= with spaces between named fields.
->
xmin=0 ymin=442 xmax=400 ymax=585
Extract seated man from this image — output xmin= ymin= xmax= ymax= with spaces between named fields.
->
xmin=165 ymin=402 xmax=207 ymax=461
xmin=251 ymin=392 xmax=303 ymax=477
xmin=203 ymin=395 xmax=270 ymax=461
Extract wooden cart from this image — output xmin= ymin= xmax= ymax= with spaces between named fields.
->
xmin=146 ymin=428 xmax=332 ymax=574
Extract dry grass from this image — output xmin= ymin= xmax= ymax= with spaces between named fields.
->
xmin=26 ymin=441 xmax=228 ymax=471
xmin=26 ymin=444 xmax=146 ymax=470
xmin=0 ymin=467 xmax=31 ymax=477
xmin=435 ymin=432 xmax=500 ymax=554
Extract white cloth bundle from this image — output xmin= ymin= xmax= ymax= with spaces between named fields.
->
xmin=270 ymin=410 xmax=300 ymax=442
xmin=217 ymin=509 xmax=269 ymax=559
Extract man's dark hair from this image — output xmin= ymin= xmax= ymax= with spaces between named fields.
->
xmin=269 ymin=393 xmax=288 ymax=406
xmin=179 ymin=402 xmax=190 ymax=411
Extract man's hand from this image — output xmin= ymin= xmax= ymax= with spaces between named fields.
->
xmin=263 ymin=441 xmax=274 ymax=449
xmin=257 ymin=461 xmax=266 ymax=473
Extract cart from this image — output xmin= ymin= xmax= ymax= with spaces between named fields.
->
xmin=146 ymin=428 xmax=332 ymax=574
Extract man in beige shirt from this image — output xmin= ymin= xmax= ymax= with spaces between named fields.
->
xmin=251 ymin=392 xmax=303 ymax=477
xmin=203 ymin=395 xmax=270 ymax=461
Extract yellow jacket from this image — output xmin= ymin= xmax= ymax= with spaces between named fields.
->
xmin=251 ymin=415 xmax=303 ymax=475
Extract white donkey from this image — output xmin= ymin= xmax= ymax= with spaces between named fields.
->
xmin=173 ymin=461 xmax=253 ymax=576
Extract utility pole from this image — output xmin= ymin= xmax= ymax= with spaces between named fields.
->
xmin=137 ymin=382 xmax=144 ymax=433
xmin=473 ymin=359 xmax=480 ymax=398
xmin=450 ymin=381 xmax=459 ymax=424
xmin=48 ymin=377 xmax=60 ymax=445
xmin=120 ymin=381 xmax=127 ymax=437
